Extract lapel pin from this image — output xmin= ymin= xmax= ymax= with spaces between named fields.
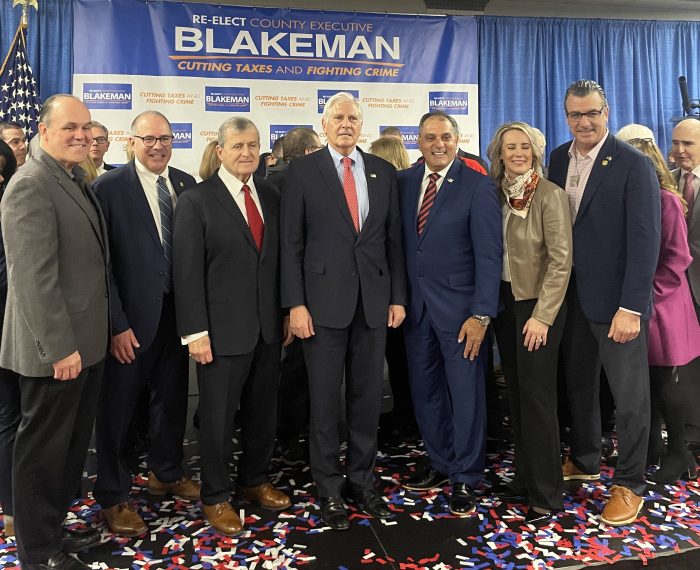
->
xmin=447 ymin=178 xmax=454 ymax=183
xmin=179 ymin=181 xmax=185 ymax=187
xmin=370 ymin=173 xmax=377 ymax=178
xmin=601 ymin=156 xmax=612 ymax=166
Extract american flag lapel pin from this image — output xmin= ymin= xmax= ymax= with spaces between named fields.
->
xmin=370 ymin=173 xmax=377 ymax=178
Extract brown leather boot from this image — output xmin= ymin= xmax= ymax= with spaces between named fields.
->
xmin=202 ymin=502 xmax=243 ymax=536
xmin=237 ymin=482 xmax=291 ymax=511
xmin=102 ymin=502 xmax=147 ymax=537
xmin=148 ymin=471 xmax=200 ymax=501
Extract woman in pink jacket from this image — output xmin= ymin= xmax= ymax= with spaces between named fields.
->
xmin=617 ymin=124 xmax=700 ymax=484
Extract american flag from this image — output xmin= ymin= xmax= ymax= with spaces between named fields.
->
xmin=0 ymin=24 xmax=41 ymax=139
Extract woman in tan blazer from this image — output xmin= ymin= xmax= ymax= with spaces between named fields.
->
xmin=486 ymin=122 xmax=572 ymax=523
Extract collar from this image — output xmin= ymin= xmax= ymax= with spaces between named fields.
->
xmin=327 ymin=144 xmax=360 ymax=166
xmin=134 ymin=157 xmax=170 ymax=185
xmin=567 ymin=129 xmax=609 ymax=161
xmin=218 ymin=165 xmax=256 ymax=194
xmin=682 ymin=165 xmax=700 ymax=178
xmin=423 ymin=159 xmax=455 ymax=182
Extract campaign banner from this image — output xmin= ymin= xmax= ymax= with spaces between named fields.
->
xmin=73 ymin=0 xmax=480 ymax=179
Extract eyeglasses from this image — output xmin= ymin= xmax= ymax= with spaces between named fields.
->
xmin=132 ymin=135 xmax=174 ymax=147
xmin=92 ymin=137 xmax=108 ymax=145
xmin=566 ymin=107 xmax=607 ymax=122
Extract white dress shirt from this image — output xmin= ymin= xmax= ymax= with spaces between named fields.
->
xmin=134 ymin=158 xmax=176 ymax=241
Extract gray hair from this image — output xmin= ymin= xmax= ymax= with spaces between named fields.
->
xmin=130 ymin=111 xmax=172 ymax=136
xmin=418 ymin=111 xmax=460 ymax=137
xmin=486 ymin=121 xmax=544 ymax=183
xmin=322 ymin=92 xmax=363 ymax=124
xmin=89 ymin=120 xmax=109 ymax=138
xmin=39 ymin=94 xmax=83 ymax=126
xmin=217 ymin=116 xmax=259 ymax=146
xmin=564 ymin=79 xmax=608 ymax=109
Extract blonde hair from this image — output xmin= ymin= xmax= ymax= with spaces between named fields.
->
xmin=199 ymin=140 xmax=221 ymax=180
xmin=486 ymin=122 xmax=544 ymax=185
xmin=80 ymin=155 xmax=99 ymax=184
xmin=625 ymin=137 xmax=687 ymax=214
xmin=369 ymin=136 xmax=410 ymax=170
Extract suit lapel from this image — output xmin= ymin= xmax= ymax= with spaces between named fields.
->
xmin=418 ymin=159 xmax=461 ymax=242
xmin=576 ymin=134 xmax=617 ymax=223
xmin=256 ymin=179 xmax=276 ymax=261
xmin=318 ymin=148 xmax=358 ymax=237
xmin=209 ymin=173 xmax=259 ymax=252
xmin=37 ymin=151 xmax=106 ymax=252
xmin=123 ymin=162 xmax=162 ymax=249
xmin=169 ymin=171 xmax=189 ymax=197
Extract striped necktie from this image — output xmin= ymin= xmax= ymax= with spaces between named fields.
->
xmin=157 ymin=176 xmax=173 ymax=293
xmin=417 ymin=172 xmax=440 ymax=235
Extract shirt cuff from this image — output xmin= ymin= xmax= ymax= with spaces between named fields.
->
xmin=182 ymin=331 xmax=208 ymax=345
xmin=618 ymin=307 xmax=641 ymax=316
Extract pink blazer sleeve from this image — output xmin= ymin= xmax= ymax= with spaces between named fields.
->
xmin=653 ymin=190 xmax=692 ymax=300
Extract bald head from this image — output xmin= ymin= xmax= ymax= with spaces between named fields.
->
xmin=672 ymin=118 xmax=700 ymax=172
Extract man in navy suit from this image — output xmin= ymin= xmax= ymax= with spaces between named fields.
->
xmin=398 ymin=111 xmax=502 ymax=515
xmin=92 ymin=111 xmax=199 ymax=537
xmin=549 ymin=80 xmax=660 ymax=526
xmin=281 ymin=92 xmax=407 ymax=531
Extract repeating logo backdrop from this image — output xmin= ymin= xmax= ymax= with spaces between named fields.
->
xmin=73 ymin=0 xmax=479 ymax=178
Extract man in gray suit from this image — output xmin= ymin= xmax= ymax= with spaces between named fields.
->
xmin=1 ymin=94 xmax=109 ymax=570
xmin=671 ymin=118 xmax=700 ymax=458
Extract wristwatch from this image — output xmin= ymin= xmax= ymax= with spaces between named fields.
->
xmin=472 ymin=314 xmax=491 ymax=327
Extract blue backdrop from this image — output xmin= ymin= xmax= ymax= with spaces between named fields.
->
xmin=478 ymin=16 xmax=700 ymax=160
xmin=1 ymin=2 xmax=699 ymax=159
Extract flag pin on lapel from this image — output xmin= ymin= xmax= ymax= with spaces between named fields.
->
xmin=370 ymin=173 xmax=377 ymax=178
xmin=447 ymin=178 xmax=454 ymax=183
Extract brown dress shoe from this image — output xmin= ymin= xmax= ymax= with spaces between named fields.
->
xmin=562 ymin=457 xmax=600 ymax=481
xmin=600 ymin=485 xmax=643 ymax=526
xmin=3 ymin=514 xmax=13 ymax=536
xmin=148 ymin=471 xmax=201 ymax=501
xmin=236 ymin=482 xmax=291 ymax=511
xmin=102 ymin=502 xmax=147 ymax=537
xmin=202 ymin=502 xmax=243 ymax=536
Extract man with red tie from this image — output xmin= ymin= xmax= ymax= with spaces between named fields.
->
xmin=173 ymin=117 xmax=292 ymax=536
xmin=281 ymin=92 xmax=407 ymax=531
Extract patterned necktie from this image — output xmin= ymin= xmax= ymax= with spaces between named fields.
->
xmin=242 ymin=184 xmax=264 ymax=251
xmin=683 ymin=172 xmax=695 ymax=218
xmin=341 ymin=157 xmax=360 ymax=232
xmin=417 ymin=172 xmax=441 ymax=235
xmin=157 ymin=176 xmax=173 ymax=293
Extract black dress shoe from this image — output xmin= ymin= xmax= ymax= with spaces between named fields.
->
xmin=491 ymin=482 xmax=527 ymax=501
xmin=62 ymin=526 xmax=100 ymax=553
xmin=349 ymin=486 xmax=393 ymax=519
xmin=23 ymin=552 xmax=89 ymax=570
xmin=319 ymin=496 xmax=350 ymax=531
xmin=449 ymin=483 xmax=477 ymax=516
xmin=524 ymin=508 xmax=554 ymax=525
xmin=403 ymin=467 xmax=449 ymax=491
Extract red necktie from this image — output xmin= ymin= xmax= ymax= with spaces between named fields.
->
xmin=417 ymin=172 xmax=440 ymax=235
xmin=242 ymin=184 xmax=264 ymax=251
xmin=341 ymin=157 xmax=360 ymax=232
xmin=683 ymin=172 xmax=695 ymax=218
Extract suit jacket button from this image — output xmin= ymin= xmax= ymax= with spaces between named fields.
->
xmin=418 ymin=275 xmax=423 ymax=280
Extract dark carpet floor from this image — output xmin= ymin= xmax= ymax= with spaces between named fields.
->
xmin=1 ymin=403 xmax=699 ymax=569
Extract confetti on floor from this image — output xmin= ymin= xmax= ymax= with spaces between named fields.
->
xmin=1 ymin=427 xmax=699 ymax=569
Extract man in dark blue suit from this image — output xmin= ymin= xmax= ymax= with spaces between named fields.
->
xmin=549 ymin=80 xmax=660 ymax=526
xmin=281 ymin=92 xmax=407 ymax=531
xmin=398 ymin=111 xmax=502 ymax=515
xmin=92 ymin=111 xmax=199 ymax=536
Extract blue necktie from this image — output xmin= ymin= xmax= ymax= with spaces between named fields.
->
xmin=157 ymin=176 xmax=173 ymax=293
